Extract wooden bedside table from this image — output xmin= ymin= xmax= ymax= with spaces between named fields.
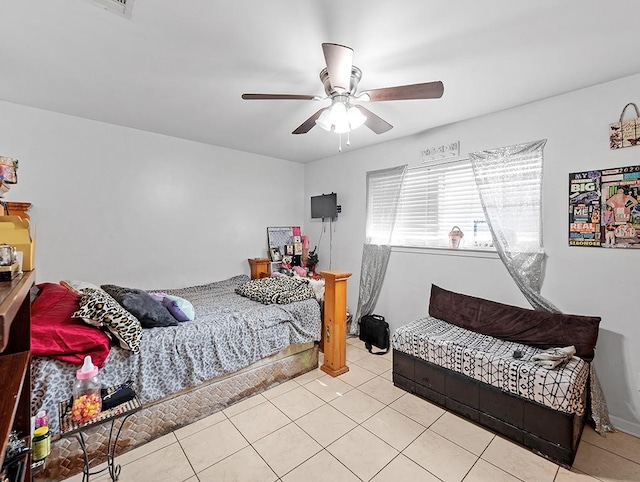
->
xmin=248 ymin=258 xmax=270 ymax=279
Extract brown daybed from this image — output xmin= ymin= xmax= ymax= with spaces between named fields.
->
xmin=392 ymin=285 xmax=600 ymax=468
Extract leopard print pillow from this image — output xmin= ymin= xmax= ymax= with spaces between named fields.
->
xmin=73 ymin=288 xmax=142 ymax=352
xmin=235 ymin=276 xmax=316 ymax=304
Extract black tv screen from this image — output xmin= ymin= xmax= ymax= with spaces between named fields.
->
xmin=311 ymin=193 xmax=337 ymax=219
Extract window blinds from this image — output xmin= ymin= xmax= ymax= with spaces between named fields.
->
xmin=367 ymin=152 xmax=543 ymax=250
xmin=391 ymin=159 xmax=487 ymax=248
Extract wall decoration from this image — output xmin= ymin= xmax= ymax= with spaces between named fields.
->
xmin=420 ymin=141 xmax=460 ymax=162
xmin=609 ymin=103 xmax=640 ymax=149
xmin=569 ymin=164 xmax=640 ymax=248
xmin=267 ymin=226 xmax=303 ymax=263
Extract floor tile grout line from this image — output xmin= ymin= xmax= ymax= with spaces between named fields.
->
xmin=473 ymin=441 xmax=530 ymax=482
xmin=580 ymin=438 xmax=640 ymax=467
xmin=174 ymin=436 xmax=199 ymax=481
xmin=177 ymin=421 xmax=242 ymax=476
xmin=269 ymin=445 xmax=324 ymax=480
xmin=315 ymin=448 xmax=366 ymax=482
xmin=556 ymin=463 xmax=606 ymax=482
xmin=367 ymin=452 xmax=424 ymax=482
xmin=462 ymin=456 xmax=527 ymax=482
xmin=398 ymin=447 xmax=453 ymax=482
xmin=359 ymin=416 xmax=425 ymax=454
xmin=109 ymin=431 xmax=179 ymax=470
xmin=226 ymin=398 xmax=294 ymax=445
xmin=286 ymin=391 xmax=400 ymax=480
xmin=291 ymin=406 xmax=360 ymax=449
xmin=244 ymin=442 xmax=284 ymax=481
xmin=186 ymin=428 xmax=270 ymax=478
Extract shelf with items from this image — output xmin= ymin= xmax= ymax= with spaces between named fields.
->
xmin=0 ymin=270 xmax=35 ymax=482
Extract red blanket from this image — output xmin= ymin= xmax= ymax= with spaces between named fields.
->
xmin=31 ymin=283 xmax=111 ymax=367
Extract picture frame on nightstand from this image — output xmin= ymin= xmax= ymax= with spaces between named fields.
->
xmin=270 ymin=247 xmax=282 ymax=261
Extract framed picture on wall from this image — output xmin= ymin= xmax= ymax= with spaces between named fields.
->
xmin=569 ymin=164 xmax=640 ymax=248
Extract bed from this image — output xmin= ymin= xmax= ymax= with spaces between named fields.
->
xmin=31 ymin=272 xmax=341 ymax=480
xmin=392 ymin=284 xmax=601 ymax=467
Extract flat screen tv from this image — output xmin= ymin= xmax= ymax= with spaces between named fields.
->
xmin=311 ymin=193 xmax=337 ymax=219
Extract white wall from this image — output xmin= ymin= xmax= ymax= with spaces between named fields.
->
xmin=304 ymin=73 xmax=640 ymax=436
xmin=0 ymin=100 xmax=306 ymax=288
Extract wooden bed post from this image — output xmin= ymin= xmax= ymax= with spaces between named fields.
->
xmin=320 ymin=270 xmax=352 ymax=377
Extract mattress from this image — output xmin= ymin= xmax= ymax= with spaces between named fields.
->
xmin=32 ymin=275 xmax=321 ymax=435
xmin=392 ymin=316 xmax=589 ymax=415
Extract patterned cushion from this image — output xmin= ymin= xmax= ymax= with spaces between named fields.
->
xmin=73 ymin=288 xmax=142 ymax=352
xmin=235 ymin=276 xmax=316 ymax=304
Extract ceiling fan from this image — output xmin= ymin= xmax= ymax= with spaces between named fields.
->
xmin=242 ymin=43 xmax=444 ymax=139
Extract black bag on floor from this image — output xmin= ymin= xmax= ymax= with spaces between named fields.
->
xmin=359 ymin=314 xmax=390 ymax=355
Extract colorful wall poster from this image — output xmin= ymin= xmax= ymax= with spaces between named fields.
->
xmin=569 ymin=164 xmax=640 ymax=248
xmin=569 ymin=171 xmax=601 ymax=246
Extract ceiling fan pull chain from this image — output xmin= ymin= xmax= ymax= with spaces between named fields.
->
xmin=346 ymin=131 xmax=351 ymax=147
xmin=338 ymin=133 xmax=342 ymax=152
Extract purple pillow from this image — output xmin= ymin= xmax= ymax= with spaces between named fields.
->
xmin=161 ymin=296 xmax=194 ymax=322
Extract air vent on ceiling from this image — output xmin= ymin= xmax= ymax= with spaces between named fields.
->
xmin=88 ymin=0 xmax=135 ymax=18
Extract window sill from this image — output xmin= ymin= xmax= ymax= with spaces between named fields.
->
xmin=391 ymin=245 xmax=499 ymax=259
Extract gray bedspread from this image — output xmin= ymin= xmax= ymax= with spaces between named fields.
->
xmin=31 ymin=275 xmax=321 ymax=435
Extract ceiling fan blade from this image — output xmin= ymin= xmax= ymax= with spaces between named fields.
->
xmin=242 ymin=93 xmax=318 ymax=100
xmin=361 ymin=81 xmax=444 ymax=102
xmin=354 ymin=105 xmax=393 ymax=134
xmin=322 ymin=43 xmax=354 ymax=93
xmin=292 ymin=108 xmax=327 ymax=134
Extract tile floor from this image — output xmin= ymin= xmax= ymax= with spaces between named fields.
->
xmin=63 ymin=337 xmax=640 ymax=482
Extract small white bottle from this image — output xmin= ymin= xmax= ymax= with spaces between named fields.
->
xmin=72 ymin=356 xmax=102 ymax=424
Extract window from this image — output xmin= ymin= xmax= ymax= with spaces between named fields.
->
xmin=391 ymin=159 xmax=492 ymax=249
xmin=367 ymin=152 xmax=543 ymax=251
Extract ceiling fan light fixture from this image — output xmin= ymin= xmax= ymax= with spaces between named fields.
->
xmin=347 ymin=106 xmax=367 ymax=129
xmin=315 ymin=109 xmax=333 ymax=131
xmin=315 ymin=96 xmax=366 ymax=133
xmin=333 ymin=118 xmax=351 ymax=134
xmin=242 ymin=43 xmax=443 ymax=140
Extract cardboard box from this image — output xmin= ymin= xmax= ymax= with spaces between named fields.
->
xmin=0 ymin=216 xmax=35 ymax=271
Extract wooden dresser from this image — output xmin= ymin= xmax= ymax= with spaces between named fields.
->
xmin=0 ymin=270 xmax=35 ymax=481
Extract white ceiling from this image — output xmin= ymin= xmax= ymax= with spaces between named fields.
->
xmin=2 ymin=1 xmax=640 ymax=163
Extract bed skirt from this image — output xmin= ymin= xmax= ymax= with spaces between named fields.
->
xmin=37 ymin=342 xmax=318 ymax=481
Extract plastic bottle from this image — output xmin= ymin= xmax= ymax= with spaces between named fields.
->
xmin=72 ymin=355 xmax=102 ymax=424
xmin=32 ymin=426 xmax=51 ymax=461
xmin=35 ymin=410 xmax=48 ymax=429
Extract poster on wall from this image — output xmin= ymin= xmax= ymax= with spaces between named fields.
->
xmin=569 ymin=164 xmax=640 ymax=248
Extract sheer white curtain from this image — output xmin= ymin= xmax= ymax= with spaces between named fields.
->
xmin=470 ymin=140 xmax=612 ymax=433
xmin=352 ymin=165 xmax=407 ymax=335
xmin=469 ymin=139 xmax=559 ymax=312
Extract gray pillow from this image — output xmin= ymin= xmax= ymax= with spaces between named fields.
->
xmin=101 ymin=284 xmax=177 ymax=328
